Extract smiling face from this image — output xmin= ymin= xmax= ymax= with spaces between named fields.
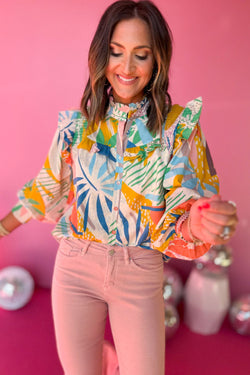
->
xmin=105 ymin=18 xmax=154 ymax=104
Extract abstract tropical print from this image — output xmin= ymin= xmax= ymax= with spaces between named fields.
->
xmin=12 ymin=96 xmax=219 ymax=261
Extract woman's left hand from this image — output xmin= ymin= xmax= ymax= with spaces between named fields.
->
xmin=189 ymin=195 xmax=238 ymax=245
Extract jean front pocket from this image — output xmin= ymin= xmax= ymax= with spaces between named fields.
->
xmin=130 ymin=250 xmax=163 ymax=273
xmin=58 ymin=238 xmax=82 ymax=257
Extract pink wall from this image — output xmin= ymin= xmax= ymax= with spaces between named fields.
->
xmin=1 ymin=0 xmax=249 ymax=297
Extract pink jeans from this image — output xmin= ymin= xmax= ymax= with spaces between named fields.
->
xmin=51 ymin=238 xmax=165 ymax=375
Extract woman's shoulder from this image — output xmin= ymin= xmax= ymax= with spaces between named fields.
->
xmin=163 ymin=97 xmax=203 ymax=139
xmin=57 ymin=109 xmax=87 ymax=131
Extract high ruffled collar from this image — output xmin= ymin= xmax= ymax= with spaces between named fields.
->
xmin=107 ymin=95 xmax=149 ymax=121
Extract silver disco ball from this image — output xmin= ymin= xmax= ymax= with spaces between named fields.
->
xmin=0 ymin=266 xmax=34 ymax=310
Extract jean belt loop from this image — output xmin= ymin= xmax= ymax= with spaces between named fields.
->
xmin=123 ymin=246 xmax=130 ymax=265
xmin=80 ymin=240 xmax=91 ymax=256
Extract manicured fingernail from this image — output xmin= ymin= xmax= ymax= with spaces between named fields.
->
xmin=198 ymin=204 xmax=208 ymax=211
xmin=202 ymin=203 xmax=210 ymax=209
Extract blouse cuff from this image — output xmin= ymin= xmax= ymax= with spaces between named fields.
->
xmin=11 ymin=200 xmax=32 ymax=224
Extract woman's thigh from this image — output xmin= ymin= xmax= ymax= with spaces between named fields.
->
xmin=108 ymin=247 xmax=165 ymax=375
xmin=51 ymin=238 xmax=108 ymax=375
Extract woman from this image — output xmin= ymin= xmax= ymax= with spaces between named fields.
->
xmin=0 ymin=1 xmax=238 ymax=374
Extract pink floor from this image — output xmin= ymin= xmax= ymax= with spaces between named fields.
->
xmin=0 ymin=288 xmax=249 ymax=375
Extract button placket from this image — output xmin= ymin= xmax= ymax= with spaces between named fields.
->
xmin=107 ymin=115 xmax=133 ymax=244
xmin=108 ymin=125 xmax=126 ymax=242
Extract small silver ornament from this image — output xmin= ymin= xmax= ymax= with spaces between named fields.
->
xmin=163 ymin=265 xmax=183 ymax=305
xmin=195 ymin=244 xmax=233 ymax=274
xmin=0 ymin=266 xmax=34 ymax=310
xmin=164 ymin=302 xmax=180 ymax=340
xmin=229 ymin=294 xmax=250 ymax=336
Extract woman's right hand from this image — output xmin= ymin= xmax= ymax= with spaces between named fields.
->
xmin=188 ymin=195 xmax=238 ymax=245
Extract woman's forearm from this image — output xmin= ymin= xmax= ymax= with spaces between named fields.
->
xmin=0 ymin=211 xmax=23 ymax=235
xmin=180 ymin=218 xmax=193 ymax=242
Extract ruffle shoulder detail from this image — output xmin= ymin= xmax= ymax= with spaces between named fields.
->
xmin=163 ymin=97 xmax=203 ymax=154
xmin=57 ymin=109 xmax=88 ymax=149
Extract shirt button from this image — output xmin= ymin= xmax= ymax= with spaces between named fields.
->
xmin=116 ymin=180 xmax=121 ymax=185
xmin=114 ymin=207 xmax=118 ymax=211
xmin=112 ymin=230 xmax=116 ymax=235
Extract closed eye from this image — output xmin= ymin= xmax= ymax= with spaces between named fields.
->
xmin=110 ymin=51 xmax=122 ymax=57
xmin=136 ymin=55 xmax=148 ymax=61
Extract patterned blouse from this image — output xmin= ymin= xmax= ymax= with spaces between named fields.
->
xmin=12 ymin=96 xmax=219 ymax=261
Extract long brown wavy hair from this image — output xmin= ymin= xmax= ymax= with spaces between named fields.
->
xmin=80 ymin=0 xmax=173 ymax=133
